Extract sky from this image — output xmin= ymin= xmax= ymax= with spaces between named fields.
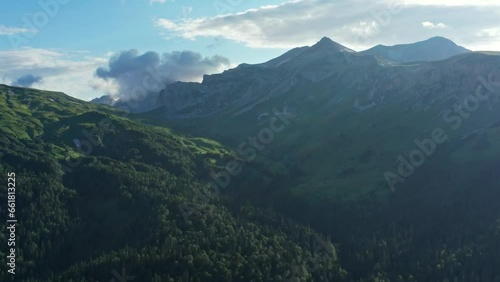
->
xmin=0 ymin=0 xmax=499 ymax=101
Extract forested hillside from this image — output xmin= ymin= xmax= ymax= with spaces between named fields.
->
xmin=137 ymin=45 xmax=500 ymax=282
xmin=3 ymin=55 xmax=500 ymax=282
xmin=0 ymin=85 xmax=346 ymax=281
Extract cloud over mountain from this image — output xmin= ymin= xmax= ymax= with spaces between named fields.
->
xmin=95 ymin=49 xmax=230 ymax=101
xmin=12 ymin=74 xmax=43 ymax=87
xmin=0 ymin=47 xmax=109 ymax=101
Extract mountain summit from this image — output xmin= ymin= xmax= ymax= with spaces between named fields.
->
xmin=97 ymin=37 xmax=476 ymax=115
xmin=360 ymin=36 xmax=470 ymax=62
xmin=311 ymin=36 xmax=355 ymax=53
xmin=258 ymin=37 xmax=354 ymax=69
xmin=153 ymin=37 xmax=363 ymax=118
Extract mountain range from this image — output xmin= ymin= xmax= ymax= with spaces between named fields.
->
xmin=3 ymin=36 xmax=500 ymax=281
xmin=140 ymin=36 xmax=500 ymax=203
xmin=92 ymin=36 xmax=473 ymax=116
xmin=359 ymin=36 xmax=470 ymax=62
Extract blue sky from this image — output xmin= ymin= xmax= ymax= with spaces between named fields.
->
xmin=0 ymin=0 xmax=287 ymax=61
xmin=1 ymin=0 xmax=499 ymax=100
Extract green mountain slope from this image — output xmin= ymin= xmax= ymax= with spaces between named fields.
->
xmin=0 ymin=85 xmax=347 ymax=281
xmin=145 ymin=52 xmax=500 ymax=202
xmin=4 ymin=45 xmax=500 ymax=281
xmin=138 ymin=50 xmax=500 ymax=281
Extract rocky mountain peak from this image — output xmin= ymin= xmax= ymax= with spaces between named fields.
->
xmin=310 ymin=37 xmax=355 ymax=53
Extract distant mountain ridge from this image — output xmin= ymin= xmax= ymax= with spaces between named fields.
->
xmin=150 ymin=36 xmax=479 ymax=119
xmin=153 ymin=37 xmax=362 ymax=119
xmin=93 ymin=36 xmax=474 ymax=115
xmin=8 ymin=36 xmax=500 ymax=282
xmin=136 ymin=37 xmax=500 ymax=206
xmin=359 ymin=36 xmax=471 ymax=63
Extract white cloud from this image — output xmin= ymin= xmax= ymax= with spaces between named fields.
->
xmin=155 ymin=0 xmax=500 ymax=51
xmin=155 ymin=0 xmax=381 ymax=49
xmin=0 ymin=48 xmax=112 ymax=101
xmin=422 ymin=21 xmax=448 ymax=29
xmin=0 ymin=46 xmax=233 ymax=101
xmin=345 ymin=21 xmax=380 ymax=38
xmin=477 ymin=28 xmax=500 ymax=38
xmin=94 ymin=49 xmax=231 ymax=101
xmin=0 ymin=25 xmax=37 ymax=36
xmin=156 ymin=19 xmax=178 ymax=29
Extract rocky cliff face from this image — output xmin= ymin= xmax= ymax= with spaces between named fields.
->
xmin=97 ymin=37 xmax=494 ymax=120
xmin=116 ymin=38 xmax=500 ymax=206
xmin=154 ymin=37 xmax=357 ymax=119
